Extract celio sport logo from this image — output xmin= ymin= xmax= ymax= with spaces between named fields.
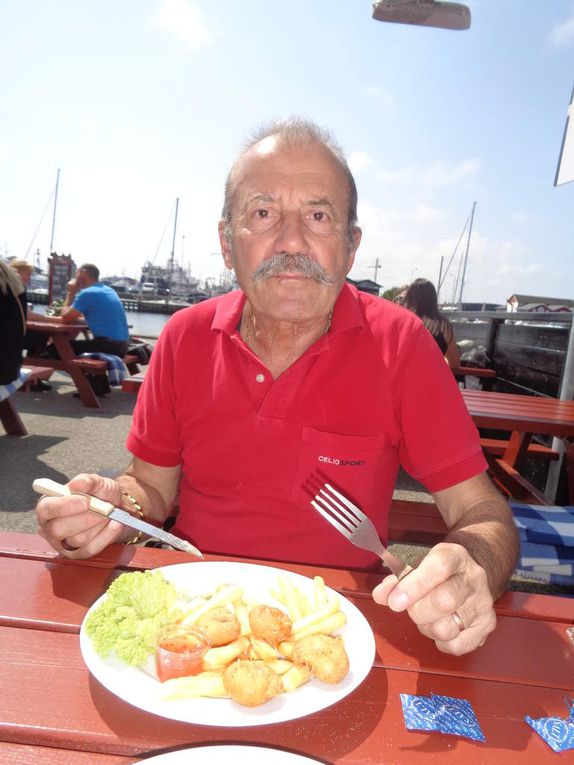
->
xmin=318 ymin=455 xmax=366 ymax=467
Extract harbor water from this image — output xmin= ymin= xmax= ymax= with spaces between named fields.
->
xmin=34 ymin=304 xmax=175 ymax=340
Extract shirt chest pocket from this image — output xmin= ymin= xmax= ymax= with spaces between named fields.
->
xmin=290 ymin=427 xmax=398 ymax=510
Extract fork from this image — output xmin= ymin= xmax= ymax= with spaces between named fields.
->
xmin=311 ymin=483 xmax=414 ymax=580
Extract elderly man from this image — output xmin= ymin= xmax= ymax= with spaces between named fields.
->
xmin=36 ymin=118 xmax=518 ymax=655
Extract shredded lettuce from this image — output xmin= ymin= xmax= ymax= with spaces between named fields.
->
xmin=85 ymin=569 xmax=177 ymax=666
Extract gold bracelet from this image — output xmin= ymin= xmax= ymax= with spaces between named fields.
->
xmin=121 ymin=491 xmax=145 ymax=545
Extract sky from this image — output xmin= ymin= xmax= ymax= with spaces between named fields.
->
xmin=1 ymin=0 xmax=573 ymax=304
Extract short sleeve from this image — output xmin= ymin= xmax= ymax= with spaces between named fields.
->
xmin=126 ymin=327 xmax=182 ymax=467
xmin=395 ymin=322 xmax=487 ymax=492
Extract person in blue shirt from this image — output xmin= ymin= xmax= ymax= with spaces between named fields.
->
xmin=60 ymin=263 xmax=130 ymax=357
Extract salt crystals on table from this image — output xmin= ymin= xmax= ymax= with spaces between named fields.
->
xmin=400 ymin=693 xmax=485 ymax=742
xmin=525 ymin=696 xmax=574 ymax=753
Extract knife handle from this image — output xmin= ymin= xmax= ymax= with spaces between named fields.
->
xmin=32 ymin=478 xmax=115 ymax=517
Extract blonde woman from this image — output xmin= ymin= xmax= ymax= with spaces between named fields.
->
xmin=0 ymin=260 xmax=26 ymax=385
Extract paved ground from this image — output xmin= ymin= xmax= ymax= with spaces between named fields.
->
xmin=1 ymin=373 xmax=570 ymax=596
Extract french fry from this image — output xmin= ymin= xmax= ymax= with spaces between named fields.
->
xmin=313 ymin=576 xmax=328 ymax=609
xmin=278 ymin=577 xmax=304 ymax=621
xmin=160 ymin=670 xmax=227 ymax=700
xmin=291 ymin=595 xmax=340 ymax=634
xmin=281 ymin=665 xmax=312 ymax=692
xmin=181 ymin=585 xmax=243 ymax=627
xmin=250 ymin=637 xmax=279 ymax=661
xmin=202 ymin=636 xmax=249 ymax=669
xmin=292 ymin=610 xmax=347 ymax=641
xmin=265 ymin=659 xmax=294 ymax=675
xmin=234 ymin=602 xmax=251 ymax=636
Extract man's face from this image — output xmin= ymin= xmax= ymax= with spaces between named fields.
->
xmin=219 ymin=137 xmax=361 ymax=323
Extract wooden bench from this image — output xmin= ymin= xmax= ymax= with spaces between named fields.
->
xmin=70 ymin=354 xmax=140 ymax=377
xmin=480 ymin=437 xmax=559 ymax=462
xmin=387 ymin=499 xmax=447 ymax=545
xmin=0 ymin=367 xmax=54 ymax=436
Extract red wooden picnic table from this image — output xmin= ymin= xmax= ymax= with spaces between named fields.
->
xmin=0 ymin=530 xmax=571 ymax=763
xmin=25 ymin=319 xmax=102 ymax=409
xmin=461 ymin=389 xmax=574 ymax=502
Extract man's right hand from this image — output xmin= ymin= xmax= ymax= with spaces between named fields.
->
xmin=36 ymin=473 xmax=125 ymax=558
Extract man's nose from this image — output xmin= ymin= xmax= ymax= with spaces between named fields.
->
xmin=273 ymin=211 xmax=307 ymax=254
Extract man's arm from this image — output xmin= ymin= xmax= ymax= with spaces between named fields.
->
xmin=433 ymin=471 xmax=518 ymax=599
xmin=36 ymin=457 xmax=181 ymax=558
xmin=60 ymin=278 xmax=83 ymax=323
xmin=373 ymin=472 xmax=519 ymax=655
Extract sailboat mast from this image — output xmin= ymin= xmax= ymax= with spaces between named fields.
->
xmin=49 ymin=168 xmax=60 ymax=254
xmin=166 ymin=197 xmax=179 ymax=289
xmin=458 ymin=201 xmax=476 ymax=306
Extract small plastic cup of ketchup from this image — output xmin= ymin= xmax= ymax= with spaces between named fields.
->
xmin=155 ymin=625 xmax=211 ymax=682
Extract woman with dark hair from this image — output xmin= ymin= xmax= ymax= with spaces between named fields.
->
xmin=402 ymin=278 xmax=460 ymax=368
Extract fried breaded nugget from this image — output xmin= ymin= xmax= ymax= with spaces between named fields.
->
xmin=196 ymin=607 xmax=241 ymax=647
xmin=291 ymin=633 xmax=349 ymax=684
xmin=249 ymin=605 xmax=292 ymax=646
xmin=223 ymin=660 xmax=283 ymax=707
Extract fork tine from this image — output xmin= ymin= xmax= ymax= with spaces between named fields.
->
xmin=317 ymin=491 xmax=357 ymax=531
xmin=311 ymin=499 xmax=353 ymax=536
xmin=314 ymin=494 xmax=356 ymax=532
xmin=323 ymin=483 xmax=363 ymax=523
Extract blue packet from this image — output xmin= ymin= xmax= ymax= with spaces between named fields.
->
xmin=400 ymin=692 xmax=485 ymax=742
xmin=525 ymin=696 xmax=574 ymax=753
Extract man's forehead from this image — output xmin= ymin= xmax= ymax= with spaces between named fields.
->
xmin=233 ymin=139 xmax=346 ymax=198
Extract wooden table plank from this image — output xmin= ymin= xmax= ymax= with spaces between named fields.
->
xmin=0 ymin=554 xmax=571 ymax=692
xmin=0 ymin=626 xmax=568 ymax=762
xmin=462 ymin=389 xmax=574 ymax=436
xmin=0 ymin=532 xmax=572 ymax=625
xmin=0 ymin=742 xmax=136 ymax=764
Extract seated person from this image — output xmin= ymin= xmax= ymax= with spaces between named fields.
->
xmin=0 ymin=260 xmax=26 ymax=385
xmin=59 ymin=263 xmax=130 ymax=357
xmin=402 ymin=278 xmax=461 ymax=368
xmin=9 ymin=259 xmax=55 ymax=389
xmin=36 ymin=118 xmax=518 ymax=657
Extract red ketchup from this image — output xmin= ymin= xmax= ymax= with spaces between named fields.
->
xmin=155 ymin=626 xmax=210 ymax=682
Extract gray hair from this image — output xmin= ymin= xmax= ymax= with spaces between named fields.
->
xmin=221 ymin=117 xmax=359 ymax=248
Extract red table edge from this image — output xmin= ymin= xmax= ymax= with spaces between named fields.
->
xmin=0 ymin=531 xmax=571 ymax=625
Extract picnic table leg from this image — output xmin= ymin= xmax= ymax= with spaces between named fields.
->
xmin=501 ymin=431 xmax=532 ymax=468
xmin=50 ymin=334 xmax=101 ymax=409
xmin=0 ymin=399 xmax=28 ymax=436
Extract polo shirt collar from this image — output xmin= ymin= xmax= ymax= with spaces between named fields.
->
xmin=211 ymin=282 xmax=364 ymax=336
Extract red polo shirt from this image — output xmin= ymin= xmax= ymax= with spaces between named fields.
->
xmin=127 ymin=284 xmax=486 ymax=570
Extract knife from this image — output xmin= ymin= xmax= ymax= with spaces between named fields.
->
xmin=32 ymin=478 xmax=203 ymax=558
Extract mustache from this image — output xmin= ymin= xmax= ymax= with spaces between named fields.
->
xmin=250 ymin=253 xmax=336 ymax=286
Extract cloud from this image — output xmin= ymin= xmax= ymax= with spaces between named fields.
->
xmin=548 ymin=8 xmax=574 ymax=48
xmin=348 ymin=151 xmax=374 ymax=173
xmin=151 ymin=0 xmax=215 ymax=48
xmin=379 ymin=158 xmax=481 ymax=190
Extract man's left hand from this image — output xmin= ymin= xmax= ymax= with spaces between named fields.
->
xmin=372 ymin=542 xmax=496 ymax=655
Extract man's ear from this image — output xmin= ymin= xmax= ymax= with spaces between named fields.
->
xmin=345 ymin=226 xmax=362 ymax=275
xmin=219 ymin=220 xmax=234 ymax=270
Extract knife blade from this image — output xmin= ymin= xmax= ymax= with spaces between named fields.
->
xmin=33 ymin=478 xmax=203 ymax=558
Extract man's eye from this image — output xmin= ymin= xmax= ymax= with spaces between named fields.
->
xmin=312 ymin=211 xmax=327 ymax=221
xmin=256 ymin=209 xmax=269 ymax=218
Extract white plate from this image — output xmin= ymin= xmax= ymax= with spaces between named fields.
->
xmin=141 ymin=744 xmax=322 ymax=764
xmin=80 ymin=561 xmax=375 ymax=726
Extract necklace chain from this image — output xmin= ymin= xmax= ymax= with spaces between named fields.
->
xmin=244 ymin=310 xmax=332 ymax=345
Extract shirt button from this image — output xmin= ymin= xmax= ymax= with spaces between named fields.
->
xmin=256 ymin=373 xmax=265 ymax=383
